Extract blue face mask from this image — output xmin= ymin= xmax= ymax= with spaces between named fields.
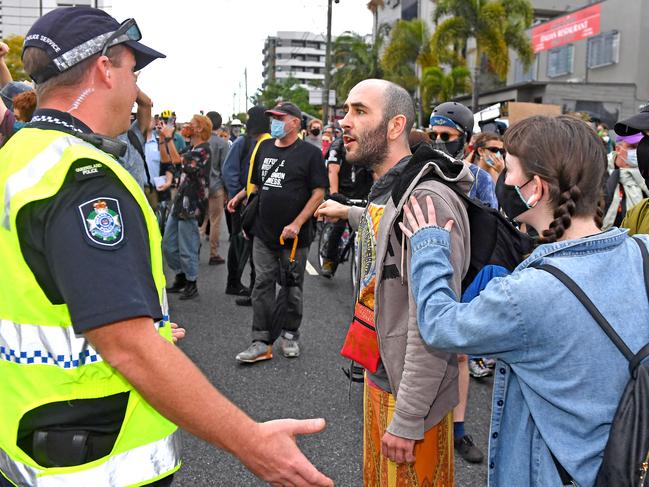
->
xmin=270 ymin=119 xmax=286 ymax=139
xmin=626 ymin=149 xmax=639 ymax=168
xmin=13 ymin=121 xmax=26 ymax=132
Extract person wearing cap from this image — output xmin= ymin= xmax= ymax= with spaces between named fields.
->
xmin=230 ymin=101 xmax=328 ymax=363
xmin=229 ymin=118 xmax=243 ymax=142
xmin=0 ymin=7 xmax=332 ymax=487
xmin=616 ymin=105 xmax=649 ymax=235
xmin=602 ymin=132 xmax=649 ymax=229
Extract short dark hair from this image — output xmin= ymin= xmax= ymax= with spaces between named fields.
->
xmin=206 ymin=111 xmax=222 ymax=131
xmin=382 ymin=82 xmax=415 ymax=139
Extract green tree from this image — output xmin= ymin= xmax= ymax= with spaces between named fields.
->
xmin=380 ymin=19 xmax=435 ymax=94
xmin=331 ymin=30 xmax=384 ymax=102
xmin=3 ymin=35 xmax=27 ymax=81
xmin=431 ymin=0 xmax=534 ymax=111
xmin=252 ymin=77 xmax=321 ymax=118
xmin=421 ymin=65 xmax=472 ymax=113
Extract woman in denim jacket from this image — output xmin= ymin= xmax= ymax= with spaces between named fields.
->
xmin=400 ymin=115 xmax=649 ymax=486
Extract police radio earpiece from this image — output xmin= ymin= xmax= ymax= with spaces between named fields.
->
xmin=76 ymin=132 xmax=127 ymax=159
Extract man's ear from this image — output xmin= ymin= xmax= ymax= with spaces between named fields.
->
xmin=387 ymin=114 xmax=407 ymax=141
xmin=95 ymin=56 xmax=112 ymax=87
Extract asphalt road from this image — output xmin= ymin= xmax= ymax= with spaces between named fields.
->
xmin=167 ymin=225 xmax=493 ymax=487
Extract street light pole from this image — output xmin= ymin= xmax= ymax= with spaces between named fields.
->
xmin=322 ymin=0 xmax=334 ymax=125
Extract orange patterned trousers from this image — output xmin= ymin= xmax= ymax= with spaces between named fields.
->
xmin=363 ymin=381 xmax=454 ymax=486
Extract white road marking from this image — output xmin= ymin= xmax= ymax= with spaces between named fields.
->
xmin=306 ymin=260 xmax=319 ymax=276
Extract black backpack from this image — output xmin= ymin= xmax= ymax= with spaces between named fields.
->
xmin=392 ymin=143 xmax=535 ymax=293
xmin=535 ymin=236 xmax=649 ymax=487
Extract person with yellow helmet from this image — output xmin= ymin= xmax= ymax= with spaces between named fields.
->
xmin=0 ymin=6 xmax=332 ymax=487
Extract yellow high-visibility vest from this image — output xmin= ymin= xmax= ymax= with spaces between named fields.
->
xmin=0 ymin=128 xmax=180 ymax=486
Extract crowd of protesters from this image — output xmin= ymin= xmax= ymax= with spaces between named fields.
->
xmin=103 ymin=82 xmax=649 ymax=485
xmin=5 ymin=16 xmax=649 ymax=482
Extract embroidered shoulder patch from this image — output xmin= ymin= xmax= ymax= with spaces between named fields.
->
xmin=78 ymin=197 xmax=124 ymax=246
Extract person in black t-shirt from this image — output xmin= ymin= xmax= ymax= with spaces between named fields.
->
xmin=321 ymin=136 xmax=374 ymax=277
xmin=230 ymin=102 xmax=328 ymax=363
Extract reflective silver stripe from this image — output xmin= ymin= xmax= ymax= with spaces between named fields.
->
xmin=0 ymin=319 xmax=166 ymax=369
xmin=0 ymin=319 xmax=102 ymax=368
xmin=53 ymin=31 xmax=130 ymax=71
xmin=0 ymin=431 xmax=181 ymax=487
xmin=2 ymin=136 xmax=85 ymax=230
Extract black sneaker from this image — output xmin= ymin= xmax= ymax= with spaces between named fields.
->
xmin=179 ymin=281 xmax=198 ymax=300
xmin=166 ymin=273 xmax=187 ymax=293
xmin=235 ymin=297 xmax=252 ymax=307
xmin=225 ymin=284 xmax=250 ymax=296
xmin=209 ymin=255 xmax=225 ymax=265
xmin=455 ymin=435 xmax=484 ymax=463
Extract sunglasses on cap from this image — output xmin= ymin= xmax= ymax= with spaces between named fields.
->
xmin=430 ymin=131 xmax=461 ymax=142
xmin=485 ymin=146 xmax=506 ymax=157
xmin=100 ymin=18 xmax=142 ymax=57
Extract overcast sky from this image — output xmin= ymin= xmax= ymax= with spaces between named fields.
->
xmin=112 ymin=0 xmax=374 ymax=122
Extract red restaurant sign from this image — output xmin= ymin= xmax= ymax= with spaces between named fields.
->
xmin=531 ymin=4 xmax=601 ymax=53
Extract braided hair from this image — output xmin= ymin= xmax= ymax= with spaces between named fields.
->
xmin=503 ymin=115 xmax=606 ymax=243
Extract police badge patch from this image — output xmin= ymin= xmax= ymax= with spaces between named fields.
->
xmin=78 ymin=197 xmax=124 ymax=247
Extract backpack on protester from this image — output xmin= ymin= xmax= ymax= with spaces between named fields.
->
xmin=392 ymin=143 xmax=536 ymax=293
xmin=534 ymin=236 xmax=649 ymax=487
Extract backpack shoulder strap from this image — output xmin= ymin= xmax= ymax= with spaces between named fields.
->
xmin=533 ymin=262 xmax=635 ymax=362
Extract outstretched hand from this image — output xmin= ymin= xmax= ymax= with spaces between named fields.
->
xmin=243 ymin=418 xmax=334 ymax=486
xmin=398 ymin=195 xmax=454 ymax=238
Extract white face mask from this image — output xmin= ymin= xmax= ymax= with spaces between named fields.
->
xmin=626 ymin=149 xmax=639 ymax=168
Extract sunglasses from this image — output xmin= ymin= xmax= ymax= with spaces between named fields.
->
xmin=100 ymin=18 xmax=142 ymax=57
xmin=485 ymin=147 xmax=507 ymax=157
xmin=430 ymin=131 xmax=459 ymax=142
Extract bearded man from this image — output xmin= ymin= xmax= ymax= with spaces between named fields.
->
xmin=317 ymin=79 xmax=473 ymax=486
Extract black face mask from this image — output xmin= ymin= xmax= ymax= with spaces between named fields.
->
xmin=432 ymin=135 xmax=465 ymax=159
xmin=310 ymin=128 xmax=321 ymax=136
xmin=495 ymin=170 xmax=533 ymax=221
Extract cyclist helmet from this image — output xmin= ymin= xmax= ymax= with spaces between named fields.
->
xmin=160 ymin=109 xmax=174 ymax=119
xmin=430 ymin=102 xmax=474 ymax=140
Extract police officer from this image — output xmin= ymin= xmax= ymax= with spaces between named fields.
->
xmin=0 ymin=7 xmax=332 ymax=487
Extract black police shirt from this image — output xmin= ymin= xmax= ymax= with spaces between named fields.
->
xmin=17 ymin=109 xmax=162 ymax=335
xmin=251 ymin=138 xmax=328 ymax=249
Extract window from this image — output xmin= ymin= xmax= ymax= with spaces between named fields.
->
xmin=587 ymin=31 xmax=620 ymax=69
xmin=514 ymin=55 xmax=537 ymax=83
xmin=547 ymin=44 xmax=574 ymax=78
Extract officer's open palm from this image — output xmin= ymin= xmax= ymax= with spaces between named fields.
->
xmin=315 ymin=199 xmax=348 ymax=223
xmin=244 ymin=418 xmax=334 ymax=487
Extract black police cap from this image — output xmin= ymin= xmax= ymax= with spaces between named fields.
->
xmin=23 ymin=7 xmax=165 ymax=83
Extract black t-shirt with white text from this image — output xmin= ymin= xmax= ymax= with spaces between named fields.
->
xmin=251 ymin=138 xmax=327 ymax=249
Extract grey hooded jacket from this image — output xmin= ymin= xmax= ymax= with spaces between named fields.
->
xmin=348 ymin=150 xmax=473 ymax=440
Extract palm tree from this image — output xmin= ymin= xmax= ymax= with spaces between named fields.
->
xmin=380 ymin=19 xmax=435 ymax=94
xmin=331 ymin=31 xmax=384 ymax=102
xmin=431 ymin=0 xmax=534 ymax=111
xmin=421 ymin=65 xmax=472 ymax=114
xmin=381 ymin=19 xmax=437 ymax=126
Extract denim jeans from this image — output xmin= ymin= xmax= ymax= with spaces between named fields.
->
xmin=251 ymin=238 xmax=308 ymax=343
xmin=162 ymin=214 xmax=200 ymax=281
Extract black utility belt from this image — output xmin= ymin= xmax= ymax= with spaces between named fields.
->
xmin=31 ymin=427 xmax=118 ymax=468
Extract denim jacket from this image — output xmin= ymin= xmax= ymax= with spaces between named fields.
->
xmin=409 ymin=226 xmax=649 ymax=486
